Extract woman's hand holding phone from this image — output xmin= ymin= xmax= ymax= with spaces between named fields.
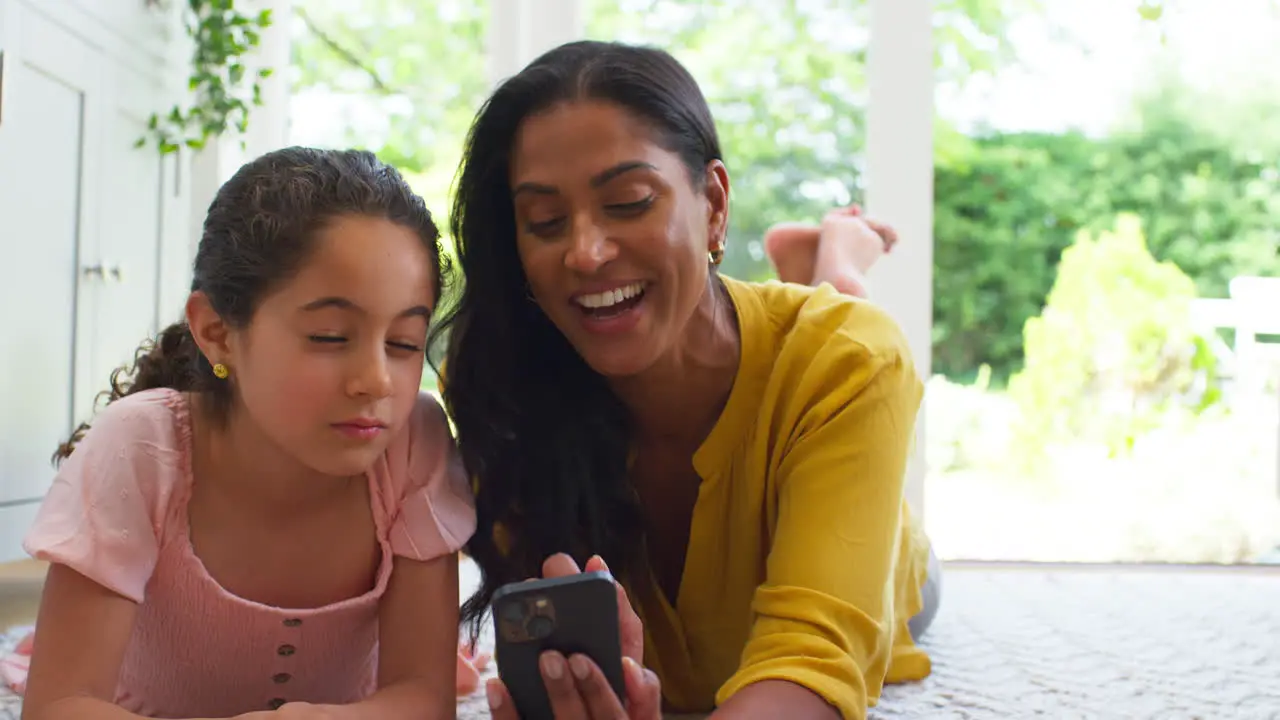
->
xmin=485 ymin=554 xmax=662 ymax=719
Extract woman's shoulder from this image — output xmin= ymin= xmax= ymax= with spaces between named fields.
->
xmin=707 ymin=277 xmax=921 ymax=471
xmin=723 ymin=276 xmax=913 ymax=368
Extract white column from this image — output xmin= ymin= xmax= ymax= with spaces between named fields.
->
xmin=864 ymin=0 xmax=934 ymax=520
xmin=488 ymin=0 xmax=585 ymax=86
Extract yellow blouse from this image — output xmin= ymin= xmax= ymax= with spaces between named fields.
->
xmin=632 ymin=276 xmax=933 ymax=719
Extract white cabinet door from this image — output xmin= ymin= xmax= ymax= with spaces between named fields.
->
xmin=84 ymin=58 xmax=168 ymax=419
xmin=0 ymin=0 xmax=103 ymax=558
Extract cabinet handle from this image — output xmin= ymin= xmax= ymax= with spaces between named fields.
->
xmin=82 ymin=263 xmax=125 ymax=281
xmin=0 ymin=50 xmax=8 ymax=128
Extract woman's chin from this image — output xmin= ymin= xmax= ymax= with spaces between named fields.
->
xmin=570 ymin=339 xmax=661 ymax=380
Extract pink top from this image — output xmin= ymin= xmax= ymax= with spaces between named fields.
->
xmin=22 ymin=388 xmax=476 ymax=718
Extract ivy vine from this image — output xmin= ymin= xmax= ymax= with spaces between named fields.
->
xmin=137 ymin=0 xmax=275 ymax=154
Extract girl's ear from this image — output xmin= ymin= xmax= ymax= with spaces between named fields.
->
xmin=186 ymin=291 xmax=233 ymax=367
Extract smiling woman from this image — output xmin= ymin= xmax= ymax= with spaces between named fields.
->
xmin=441 ymin=40 xmax=938 ymax=720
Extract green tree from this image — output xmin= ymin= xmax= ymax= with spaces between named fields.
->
xmin=931 ymin=83 xmax=1280 ymax=381
xmin=290 ymin=0 xmax=490 ymax=228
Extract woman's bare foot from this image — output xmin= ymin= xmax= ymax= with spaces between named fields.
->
xmin=763 ymin=221 xmax=821 ymax=285
xmin=813 ymin=207 xmax=897 ymax=299
xmin=764 ymin=205 xmax=898 ymax=299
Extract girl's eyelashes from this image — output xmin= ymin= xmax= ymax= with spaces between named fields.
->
xmin=308 ymin=334 xmax=346 ymax=344
xmin=306 ymin=335 xmax=424 ymax=353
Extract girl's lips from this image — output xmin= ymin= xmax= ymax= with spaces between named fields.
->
xmin=331 ymin=421 xmax=386 ymax=441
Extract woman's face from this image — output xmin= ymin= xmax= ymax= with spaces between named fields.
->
xmin=509 ymin=100 xmax=729 ymax=378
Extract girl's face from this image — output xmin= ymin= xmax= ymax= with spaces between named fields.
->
xmin=223 ymin=214 xmax=436 ymax=478
xmin=509 ymin=100 xmax=729 ymax=379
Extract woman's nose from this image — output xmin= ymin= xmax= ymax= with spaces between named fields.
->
xmin=564 ymin=219 xmax=617 ymax=273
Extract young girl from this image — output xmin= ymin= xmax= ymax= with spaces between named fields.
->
xmin=17 ymin=147 xmax=476 ymax=720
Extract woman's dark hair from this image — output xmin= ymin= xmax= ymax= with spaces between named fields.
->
xmin=54 ymin=147 xmax=448 ymax=462
xmin=440 ymin=40 xmax=723 ymax=638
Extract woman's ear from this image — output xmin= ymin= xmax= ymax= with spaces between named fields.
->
xmin=185 ymin=291 xmax=232 ymax=367
xmin=703 ymin=160 xmax=731 ymax=252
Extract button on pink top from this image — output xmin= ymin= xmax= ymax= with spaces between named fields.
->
xmin=23 ymin=388 xmax=476 ymax=718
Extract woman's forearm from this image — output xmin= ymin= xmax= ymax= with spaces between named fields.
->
xmin=710 ymin=680 xmax=843 ymax=720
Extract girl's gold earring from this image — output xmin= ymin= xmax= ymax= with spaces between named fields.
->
xmin=212 ymin=363 xmax=230 ymax=380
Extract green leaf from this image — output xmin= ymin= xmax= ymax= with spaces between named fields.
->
xmin=1138 ymin=3 xmax=1164 ymax=22
xmin=137 ymin=0 xmax=269 ymax=156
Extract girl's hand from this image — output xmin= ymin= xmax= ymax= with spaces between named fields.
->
xmin=485 ymin=554 xmax=662 ymax=719
xmin=457 ymin=640 xmax=491 ymax=696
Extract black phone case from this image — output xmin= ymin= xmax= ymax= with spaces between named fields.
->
xmin=492 ymin=571 xmax=626 ymax=719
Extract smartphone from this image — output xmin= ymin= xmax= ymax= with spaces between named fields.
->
xmin=491 ymin=571 xmax=626 ymax=719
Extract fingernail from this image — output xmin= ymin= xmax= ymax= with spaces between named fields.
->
xmin=541 ymin=651 xmax=564 ymax=679
xmin=485 ymin=679 xmax=503 ymax=710
xmin=644 ymin=668 xmax=659 ymax=686
xmin=624 ymin=656 xmax=651 ymax=684
xmin=569 ymin=654 xmax=591 ymax=680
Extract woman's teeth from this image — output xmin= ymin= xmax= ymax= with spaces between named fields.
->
xmin=576 ymin=282 xmax=645 ymax=309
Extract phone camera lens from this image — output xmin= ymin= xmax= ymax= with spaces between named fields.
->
xmin=526 ymin=614 xmax=554 ymax=640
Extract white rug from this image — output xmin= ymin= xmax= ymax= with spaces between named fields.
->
xmin=459 ymin=565 xmax=1280 ymax=719
xmin=0 ymin=626 xmax=26 ymax=720
xmin=6 ymin=566 xmax=1280 ymax=719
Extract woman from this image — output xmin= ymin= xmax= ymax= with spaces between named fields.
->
xmin=440 ymin=40 xmax=939 ymax=720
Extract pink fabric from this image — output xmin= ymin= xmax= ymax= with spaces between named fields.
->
xmin=21 ymin=389 xmax=476 ymax=718
xmin=1 ymin=630 xmax=32 ymax=694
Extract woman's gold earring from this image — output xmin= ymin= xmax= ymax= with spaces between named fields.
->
xmin=709 ymin=243 xmax=726 ymax=266
xmin=212 ymin=363 xmax=230 ymax=380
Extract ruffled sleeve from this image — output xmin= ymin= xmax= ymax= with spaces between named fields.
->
xmin=382 ymin=392 xmax=476 ymax=561
xmin=23 ymin=390 xmax=186 ymax=604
